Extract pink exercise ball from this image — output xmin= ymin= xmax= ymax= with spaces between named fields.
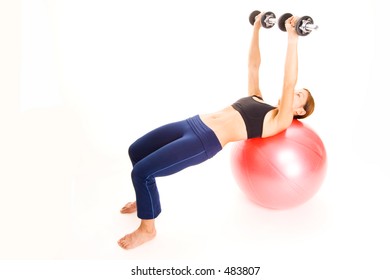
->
xmin=231 ymin=120 xmax=327 ymax=209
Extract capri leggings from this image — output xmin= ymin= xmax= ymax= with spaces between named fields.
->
xmin=128 ymin=115 xmax=222 ymax=219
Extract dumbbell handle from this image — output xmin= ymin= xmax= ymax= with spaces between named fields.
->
xmin=297 ymin=18 xmax=319 ymax=34
xmin=303 ymin=23 xmax=319 ymax=31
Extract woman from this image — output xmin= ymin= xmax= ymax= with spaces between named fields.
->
xmin=118 ymin=14 xmax=315 ymax=249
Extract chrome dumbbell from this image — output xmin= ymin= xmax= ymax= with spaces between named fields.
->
xmin=278 ymin=12 xmax=319 ymax=36
xmin=249 ymin=10 xmax=277 ymax=29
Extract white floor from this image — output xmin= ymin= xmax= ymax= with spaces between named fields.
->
xmin=2 ymin=117 xmax=390 ymax=279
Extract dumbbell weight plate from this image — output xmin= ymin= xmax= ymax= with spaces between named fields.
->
xmin=249 ymin=10 xmax=261 ymax=25
xmin=261 ymin=11 xmax=276 ymax=28
xmin=278 ymin=12 xmax=293 ymax=31
xmin=295 ymin=15 xmax=314 ymax=36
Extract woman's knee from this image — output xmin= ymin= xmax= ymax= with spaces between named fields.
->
xmin=128 ymin=143 xmax=137 ymax=165
xmin=131 ymin=166 xmax=155 ymax=189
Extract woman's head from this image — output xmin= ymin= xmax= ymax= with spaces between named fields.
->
xmin=293 ymin=88 xmax=315 ymax=119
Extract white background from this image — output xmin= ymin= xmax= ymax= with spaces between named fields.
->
xmin=1 ymin=0 xmax=389 ymax=279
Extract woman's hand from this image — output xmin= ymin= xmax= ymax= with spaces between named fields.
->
xmin=253 ymin=12 xmax=263 ymax=30
xmin=285 ymin=16 xmax=299 ymax=39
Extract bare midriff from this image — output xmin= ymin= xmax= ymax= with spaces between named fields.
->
xmin=199 ymin=106 xmax=247 ymax=148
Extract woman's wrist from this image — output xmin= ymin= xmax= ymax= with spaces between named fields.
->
xmin=288 ymin=35 xmax=298 ymax=43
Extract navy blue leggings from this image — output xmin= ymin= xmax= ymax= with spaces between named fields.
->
xmin=128 ymin=115 xmax=222 ymax=219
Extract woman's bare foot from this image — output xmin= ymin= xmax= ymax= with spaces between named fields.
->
xmin=118 ymin=220 xmax=156 ymax=249
xmin=120 ymin=201 xmax=137 ymax=214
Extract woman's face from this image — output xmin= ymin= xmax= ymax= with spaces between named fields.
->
xmin=293 ymin=88 xmax=308 ymax=116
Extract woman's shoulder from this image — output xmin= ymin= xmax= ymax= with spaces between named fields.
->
xmin=262 ymin=108 xmax=293 ymax=137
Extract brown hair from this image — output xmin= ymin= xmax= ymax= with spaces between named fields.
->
xmin=294 ymin=88 xmax=315 ymax=119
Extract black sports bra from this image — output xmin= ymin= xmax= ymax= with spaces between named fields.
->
xmin=231 ymin=95 xmax=276 ymax=138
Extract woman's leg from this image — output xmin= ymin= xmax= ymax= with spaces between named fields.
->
xmin=118 ymin=120 xmax=211 ymax=249
xmin=132 ymin=127 xmax=209 ymax=219
xmin=121 ymin=120 xmax=187 ymax=214
xmin=128 ymin=120 xmax=186 ymax=166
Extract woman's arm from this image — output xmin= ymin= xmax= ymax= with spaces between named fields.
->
xmin=276 ymin=16 xmax=299 ymax=128
xmin=248 ymin=14 xmax=262 ymax=97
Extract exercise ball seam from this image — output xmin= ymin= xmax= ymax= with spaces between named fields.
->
xmin=284 ymin=133 xmax=326 ymax=159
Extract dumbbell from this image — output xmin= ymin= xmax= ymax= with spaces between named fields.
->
xmin=249 ymin=10 xmax=276 ymax=28
xmin=278 ymin=13 xmax=318 ymax=36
